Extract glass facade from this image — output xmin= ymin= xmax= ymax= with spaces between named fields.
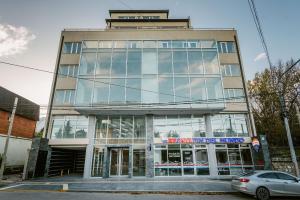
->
xmin=51 ymin=116 xmax=88 ymax=139
xmin=94 ymin=116 xmax=146 ymax=144
xmin=75 ymin=40 xmax=224 ymax=107
xmin=216 ymin=144 xmax=253 ymax=175
xmin=211 ymin=114 xmax=249 ymax=137
xmin=154 ymin=144 xmax=209 ymax=176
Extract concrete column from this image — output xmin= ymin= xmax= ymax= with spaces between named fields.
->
xmin=128 ymin=145 xmax=133 ymax=178
xmin=103 ymin=147 xmax=109 ymax=178
xmin=205 ymin=115 xmax=218 ymax=176
xmin=83 ymin=116 xmax=96 ymax=178
xmin=43 ymin=147 xmax=52 ymax=177
xmin=145 ymin=114 xmax=154 ymax=177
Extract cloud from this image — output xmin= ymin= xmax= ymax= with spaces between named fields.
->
xmin=254 ymin=52 xmax=267 ymax=62
xmin=0 ymin=24 xmax=36 ymax=57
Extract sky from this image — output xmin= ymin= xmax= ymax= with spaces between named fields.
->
xmin=0 ymin=0 xmax=299 ymax=117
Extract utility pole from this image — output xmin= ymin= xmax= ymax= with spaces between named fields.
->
xmin=279 ymin=84 xmax=299 ymax=177
xmin=0 ymin=97 xmax=18 ymax=179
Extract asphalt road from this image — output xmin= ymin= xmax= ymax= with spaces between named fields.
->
xmin=0 ymin=192 xmax=254 ymax=200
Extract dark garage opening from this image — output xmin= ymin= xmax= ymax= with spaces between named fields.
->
xmin=48 ymin=148 xmax=86 ymax=177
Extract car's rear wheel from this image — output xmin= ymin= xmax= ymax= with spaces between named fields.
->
xmin=256 ymin=187 xmax=270 ymax=200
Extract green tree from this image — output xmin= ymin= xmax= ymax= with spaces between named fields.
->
xmin=248 ymin=59 xmax=300 ymax=147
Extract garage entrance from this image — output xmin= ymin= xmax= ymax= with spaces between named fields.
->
xmin=48 ymin=148 xmax=85 ymax=177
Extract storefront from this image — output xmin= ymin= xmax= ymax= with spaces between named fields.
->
xmin=87 ymin=114 xmax=254 ymax=178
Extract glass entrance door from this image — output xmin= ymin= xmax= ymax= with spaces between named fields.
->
xmin=110 ymin=148 xmax=129 ymax=176
xmin=182 ymin=150 xmax=194 ymax=175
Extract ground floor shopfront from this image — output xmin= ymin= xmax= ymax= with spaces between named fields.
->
xmin=49 ymin=114 xmax=255 ymax=178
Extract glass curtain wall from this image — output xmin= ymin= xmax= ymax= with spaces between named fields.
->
xmin=75 ymin=40 xmax=223 ymax=107
xmin=94 ymin=116 xmax=146 ymax=144
xmin=154 ymin=144 xmax=209 ymax=176
xmin=216 ymin=144 xmax=254 ymax=175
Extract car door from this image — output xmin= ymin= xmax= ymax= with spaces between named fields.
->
xmin=276 ymin=172 xmax=300 ymax=196
xmin=258 ymin=172 xmax=286 ymax=195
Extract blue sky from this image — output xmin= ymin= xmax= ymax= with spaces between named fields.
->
xmin=0 ymin=0 xmax=299 ymax=115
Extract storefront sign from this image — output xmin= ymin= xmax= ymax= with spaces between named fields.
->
xmin=162 ymin=137 xmax=246 ymax=144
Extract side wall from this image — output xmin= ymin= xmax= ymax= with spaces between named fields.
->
xmin=0 ymin=135 xmax=32 ymax=166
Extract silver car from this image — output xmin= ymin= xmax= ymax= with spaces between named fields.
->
xmin=231 ymin=170 xmax=300 ymax=200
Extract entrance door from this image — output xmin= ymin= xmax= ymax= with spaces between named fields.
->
xmin=110 ymin=148 xmax=129 ymax=176
xmin=182 ymin=150 xmax=195 ymax=175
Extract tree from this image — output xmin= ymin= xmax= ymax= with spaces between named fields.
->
xmin=248 ymin=59 xmax=300 ymax=147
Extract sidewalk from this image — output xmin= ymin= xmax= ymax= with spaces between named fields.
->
xmin=0 ymin=175 xmax=236 ymax=194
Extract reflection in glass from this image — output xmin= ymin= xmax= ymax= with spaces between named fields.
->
xmin=110 ymin=78 xmax=125 ymax=103
xmin=96 ymin=52 xmax=111 ymax=75
xmin=133 ymin=149 xmax=146 ymax=176
xmin=108 ymin=117 xmax=120 ymax=138
xmin=174 ymin=77 xmax=190 ymax=102
xmin=190 ymin=78 xmax=206 ymax=101
xmin=92 ymin=147 xmax=104 ymax=177
xmin=142 ymin=77 xmax=158 ymax=103
xmin=80 ymin=53 xmax=96 ymax=75
xmin=93 ymin=79 xmax=109 ymax=104
xmin=188 ymin=51 xmax=203 ymax=74
xmin=134 ymin=117 xmax=145 ymax=138
xmin=203 ymin=51 xmax=219 ymax=74
xmin=127 ymin=51 xmax=141 ymax=75
xmin=195 ymin=149 xmax=209 ymax=175
xmin=126 ymin=79 xmax=141 ymax=103
xmin=111 ymin=51 xmax=126 ymax=75
xmin=95 ymin=117 xmax=107 ymax=139
xmin=158 ymin=51 xmax=172 ymax=74
xmin=142 ymin=49 xmax=158 ymax=74
xmin=206 ymin=78 xmax=222 ymax=100
xmin=76 ymin=79 xmax=93 ymax=105
xmin=154 ymin=149 xmax=168 ymax=176
xmin=159 ymin=76 xmax=174 ymax=103
xmin=173 ymin=51 xmax=188 ymax=73
xmin=120 ymin=116 xmax=133 ymax=138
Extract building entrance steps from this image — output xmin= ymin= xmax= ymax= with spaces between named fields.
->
xmin=0 ymin=175 xmax=236 ymax=194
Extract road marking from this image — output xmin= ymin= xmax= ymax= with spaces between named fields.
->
xmin=0 ymin=184 xmax=24 ymax=191
xmin=63 ymin=184 xmax=68 ymax=191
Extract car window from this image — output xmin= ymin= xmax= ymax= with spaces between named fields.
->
xmin=276 ymin=173 xmax=296 ymax=181
xmin=258 ymin=173 xmax=278 ymax=179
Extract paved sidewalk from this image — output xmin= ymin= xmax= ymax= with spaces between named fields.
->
xmin=0 ymin=176 xmax=236 ymax=194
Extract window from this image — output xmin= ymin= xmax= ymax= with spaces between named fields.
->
xmin=54 ymin=90 xmax=75 ymax=105
xmin=127 ymin=50 xmax=142 ymax=75
xmin=109 ymin=78 xmax=125 ymax=103
xmin=79 ymin=53 xmax=96 ymax=75
xmin=111 ymin=51 xmax=126 ymax=75
xmin=221 ymin=64 xmax=241 ymax=76
xmin=159 ymin=76 xmax=174 ymax=103
xmin=218 ymin=41 xmax=236 ymax=53
xmin=96 ymin=52 xmax=111 ymax=75
xmin=203 ymin=51 xmax=219 ymax=74
xmin=211 ymin=114 xmax=249 ymax=137
xmin=276 ymin=173 xmax=297 ymax=181
xmin=75 ymin=79 xmax=93 ymax=105
xmin=51 ymin=116 xmax=88 ymax=139
xmin=188 ymin=51 xmax=203 ymax=74
xmin=258 ymin=173 xmax=278 ymax=179
xmin=63 ymin=42 xmax=81 ymax=54
xmin=173 ymin=51 xmax=188 ymax=73
xmin=126 ymin=79 xmax=141 ymax=103
xmin=142 ymin=49 xmax=158 ymax=74
xmin=93 ymin=78 xmax=109 ymax=104
xmin=224 ymin=89 xmax=245 ymax=102
xmin=174 ymin=77 xmax=190 ymax=102
xmin=158 ymin=50 xmax=172 ymax=74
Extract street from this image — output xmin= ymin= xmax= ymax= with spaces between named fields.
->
xmin=0 ymin=192 xmax=299 ymax=200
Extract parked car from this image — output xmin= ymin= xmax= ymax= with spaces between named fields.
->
xmin=231 ymin=170 xmax=300 ymax=200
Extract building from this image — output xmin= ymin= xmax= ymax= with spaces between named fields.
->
xmin=0 ymin=86 xmax=39 ymax=173
xmin=43 ymin=10 xmax=256 ymax=178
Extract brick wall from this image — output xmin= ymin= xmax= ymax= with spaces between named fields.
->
xmin=0 ymin=110 xmax=36 ymax=138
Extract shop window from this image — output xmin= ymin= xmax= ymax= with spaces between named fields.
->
xmin=133 ymin=149 xmax=146 ymax=176
xmin=92 ymin=147 xmax=104 ymax=177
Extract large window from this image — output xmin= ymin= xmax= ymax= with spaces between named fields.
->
xmin=224 ymin=88 xmax=245 ymax=102
xmin=51 ymin=116 xmax=88 ymax=139
xmin=59 ymin=65 xmax=78 ymax=78
xmin=211 ymin=114 xmax=249 ymax=137
xmin=54 ymin=90 xmax=75 ymax=105
xmin=94 ymin=116 xmax=146 ymax=144
xmin=75 ymin=40 xmax=224 ymax=106
xmin=216 ymin=144 xmax=253 ymax=175
xmin=221 ymin=64 xmax=241 ymax=76
xmin=154 ymin=115 xmax=206 ymax=139
xmin=154 ymin=144 xmax=209 ymax=176
xmin=63 ymin=42 xmax=81 ymax=54
xmin=217 ymin=41 xmax=236 ymax=53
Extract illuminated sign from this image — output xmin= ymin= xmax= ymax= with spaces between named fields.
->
xmin=162 ymin=137 xmax=246 ymax=144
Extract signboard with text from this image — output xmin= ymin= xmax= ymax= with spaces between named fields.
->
xmin=158 ymin=137 xmax=251 ymax=144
